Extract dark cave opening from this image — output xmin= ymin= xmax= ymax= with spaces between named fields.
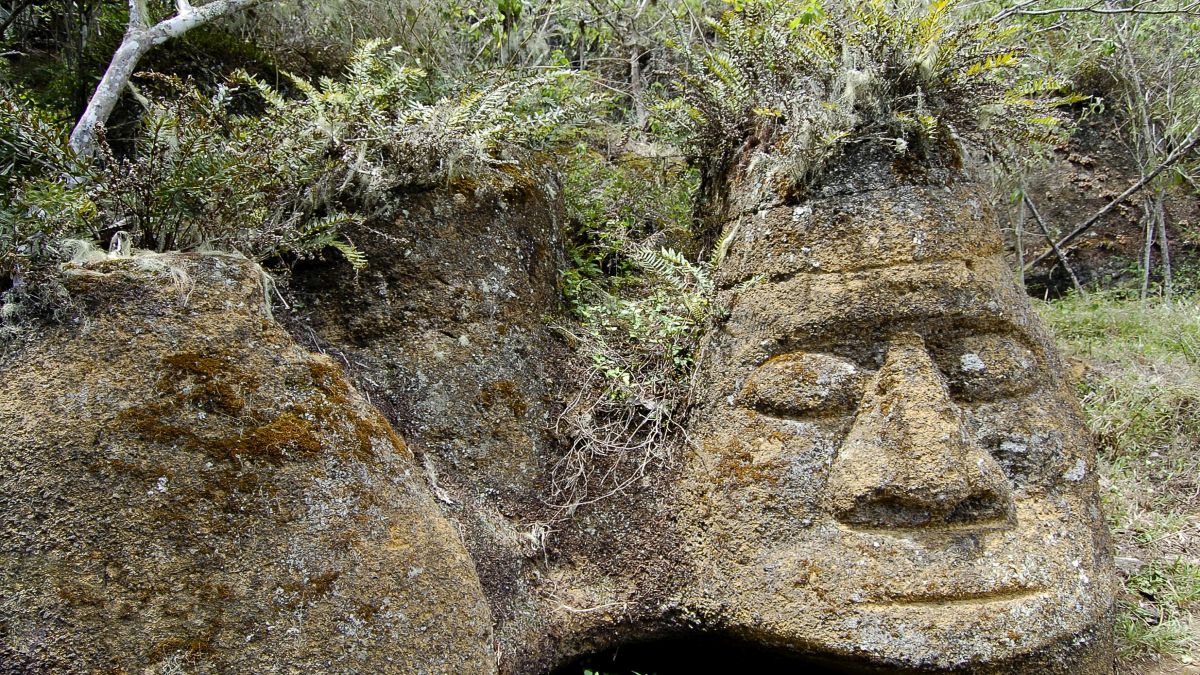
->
xmin=550 ymin=636 xmax=923 ymax=675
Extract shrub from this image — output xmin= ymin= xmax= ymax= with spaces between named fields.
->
xmin=1 ymin=41 xmax=602 ymax=327
xmin=552 ymin=147 xmax=729 ymax=511
xmin=657 ymin=0 xmax=1082 ymax=193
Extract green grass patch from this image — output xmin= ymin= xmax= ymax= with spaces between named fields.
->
xmin=1041 ymin=293 xmax=1200 ymax=667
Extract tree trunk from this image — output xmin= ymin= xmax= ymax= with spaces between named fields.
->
xmin=1140 ymin=199 xmax=1155 ymax=301
xmin=69 ymin=30 xmax=151 ymax=156
xmin=68 ymin=0 xmax=269 ymax=158
xmin=1015 ymin=188 xmax=1025 ymax=287
xmin=1154 ymin=190 xmax=1172 ymax=303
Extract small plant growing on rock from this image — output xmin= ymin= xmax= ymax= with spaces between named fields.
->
xmin=553 ymin=212 xmax=737 ymax=512
xmin=657 ymin=0 xmax=1083 ymax=196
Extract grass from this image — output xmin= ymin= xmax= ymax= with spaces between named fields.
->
xmin=1040 ymin=293 xmax=1200 ymax=670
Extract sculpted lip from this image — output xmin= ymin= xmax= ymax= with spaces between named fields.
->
xmin=861 ymin=587 xmax=1046 ymax=608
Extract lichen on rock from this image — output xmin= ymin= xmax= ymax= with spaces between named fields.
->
xmin=0 ymin=252 xmax=495 ymax=673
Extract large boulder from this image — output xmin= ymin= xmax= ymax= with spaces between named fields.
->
xmin=286 ymin=171 xmax=580 ymax=662
xmin=0 ymin=252 xmax=495 ymax=673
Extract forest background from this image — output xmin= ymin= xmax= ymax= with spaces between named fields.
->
xmin=0 ymin=0 xmax=1198 ymax=671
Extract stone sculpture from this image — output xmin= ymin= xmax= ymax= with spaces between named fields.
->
xmin=672 ymin=151 xmax=1116 ymax=672
xmin=0 ymin=151 xmax=1116 ymax=673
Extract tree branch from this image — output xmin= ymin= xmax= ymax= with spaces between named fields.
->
xmin=68 ymin=0 xmax=270 ymax=158
xmin=1023 ymin=120 xmax=1200 ymax=272
xmin=992 ymin=0 xmax=1200 ymax=22
xmin=1023 ymin=193 xmax=1085 ymax=294
xmin=0 ymin=0 xmax=37 ymax=38
xmin=128 ymin=0 xmax=149 ymax=29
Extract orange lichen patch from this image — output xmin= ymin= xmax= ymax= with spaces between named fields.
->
xmin=117 ymin=402 xmax=323 ymax=466
xmin=302 ymin=356 xmax=405 ymax=460
xmin=116 ymin=404 xmax=194 ymax=446
xmin=716 ymin=449 xmax=782 ymax=486
xmin=355 ymin=600 xmax=382 ymax=622
xmin=307 ymin=358 xmax=350 ymax=401
xmin=147 ymin=619 xmax=221 ymax=660
xmin=447 ymin=174 xmax=482 ymax=194
xmin=208 ymin=412 xmax=324 ymax=465
xmin=281 ymin=571 xmax=341 ymax=608
xmin=196 ymin=470 xmax=272 ymax=515
xmin=57 ymin=581 xmax=107 ymax=607
xmin=348 ymin=414 xmax=405 ymax=461
xmin=479 ymin=379 xmax=529 ymax=418
xmin=160 ymin=352 xmax=258 ymax=416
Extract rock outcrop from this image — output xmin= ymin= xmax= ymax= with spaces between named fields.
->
xmin=0 ymin=253 xmax=495 ymax=673
xmin=285 ymin=170 xmax=577 ymax=668
xmin=286 ymin=172 xmax=691 ymax=673
xmin=0 ymin=148 xmax=1118 ymax=674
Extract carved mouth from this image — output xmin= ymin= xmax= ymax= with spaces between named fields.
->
xmin=862 ymin=586 xmax=1044 ymax=607
xmin=840 ymin=517 xmax=1014 ymax=537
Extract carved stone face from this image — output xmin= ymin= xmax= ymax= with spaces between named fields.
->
xmin=677 ymin=181 xmax=1114 ymax=670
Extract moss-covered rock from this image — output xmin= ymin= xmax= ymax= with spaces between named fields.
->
xmin=0 ymin=253 xmax=495 ymax=673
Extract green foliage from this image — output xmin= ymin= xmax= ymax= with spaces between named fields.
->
xmin=235 ymin=0 xmax=722 ymax=88
xmin=237 ymin=40 xmax=603 ymax=195
xmin=0 ymin=88 xmax=80 ymax=185
xmin=561 ymin=147 xmax=698 ymax=311
xmin=551 ymin=144 xmax=712 ymax=509
xmin=994 ymin=4 xmax=1200 ymax=178
xmin=1042 ymin=293 xmax=1200 ymax=665
xmin=658 ymin=0 xmax=1081 ymax=189
xmin=0 ymin=84 xmax=93 ymax=320
xmin=0 ymin=0 xmax=128 ymax=117
xmin=93 ymin=74 xmax=346 ymax=258
xmin=1117 ymin=558 xmax=1200 ymax=661
xmin=1 ymin=41 xmax=602 ymax=324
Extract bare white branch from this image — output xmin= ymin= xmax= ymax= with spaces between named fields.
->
xmin=991 ymin=0 xmax=1200 ymax=23
xmin=69 ymin=0 xmax=271 ymax=158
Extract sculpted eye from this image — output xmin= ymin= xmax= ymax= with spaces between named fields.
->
xmin=932 ymin=334 xmax=1041 ymax=402
xmin=740 ymin=353 xmax=865 ymax=416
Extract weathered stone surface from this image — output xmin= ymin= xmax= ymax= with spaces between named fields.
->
xmin=0 ymin=253 xmax=495 ymax=673
xmin=0 ymin=148 xmax=1118 ymax=673
xmin=285 ymin=171 xmax=575 ymax=667
xmin=672 ymin=151 xmax=1117 ymax=672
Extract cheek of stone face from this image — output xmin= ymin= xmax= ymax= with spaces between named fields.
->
xmin=707 ymin=412 xmax=848 ymax=520
xmin=964 ymin=399 xmax=1079 ymax=490
xmin=739 ymin=352 xmax=865 ymax=417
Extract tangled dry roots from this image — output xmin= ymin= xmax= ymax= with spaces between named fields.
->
xmin=551 ymin=329 xmax=687 ymax=516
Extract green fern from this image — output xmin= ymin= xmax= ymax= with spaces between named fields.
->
xmin=327 ymin=237 xmax=368 ymax=271
xmin=658 ymin=0 xmax=1075 ymax=191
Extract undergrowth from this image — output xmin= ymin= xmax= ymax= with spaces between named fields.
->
xmin=0 ymin=41 xmax=600 ymax=328
xmin=550 ymin=144 xmax=707 ymax=513
xmin=1041 ymin=293 xmax=1200 ymax=668
xmin=657 ymin=0 xmax=1082 ymax=201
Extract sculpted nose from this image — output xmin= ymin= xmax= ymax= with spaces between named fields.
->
xmin=824 ymin=333 xmax=1013 ymax=529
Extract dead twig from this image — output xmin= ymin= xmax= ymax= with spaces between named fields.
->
xmin=991 ymin=0 xmax=1200 ymax=22
xmin=1023 ymin=192 xmax=1085 ymax=294
xmin=1023 ymin=121 xmax=1200 ymax=273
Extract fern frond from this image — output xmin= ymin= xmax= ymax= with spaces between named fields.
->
xmin=710 ymin=221 xmax=740 ymax=270
xmin=328 ymin=237 xmax=368 ymax=271
xmin=230 ymin=70 xmax=287 ymax=109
